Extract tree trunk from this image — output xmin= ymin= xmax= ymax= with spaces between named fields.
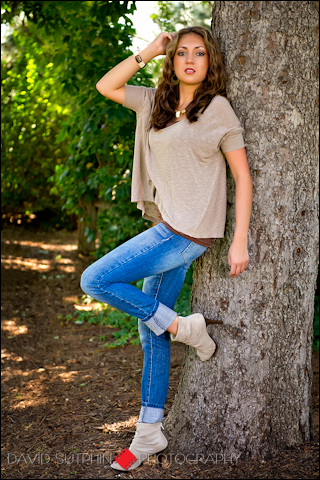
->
xmin=164 ymin=1 xmax=319 ymax=459
xmin=78 ymin=199 xmax=98 ymax=255
xmin=78 ymin=199 xmax=110 ymax=255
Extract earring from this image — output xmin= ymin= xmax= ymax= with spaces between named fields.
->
xmin=171 ymin=72 xmax=180 ymax=85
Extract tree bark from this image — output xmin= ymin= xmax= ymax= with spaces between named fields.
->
xmin=164 ymin=1 xmax=319 ymax=459
xmin=78 ymin=199 xmax=98 ymax=255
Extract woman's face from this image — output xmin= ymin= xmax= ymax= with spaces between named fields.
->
xmin=173 ymin=33 xmax=209 ymax=87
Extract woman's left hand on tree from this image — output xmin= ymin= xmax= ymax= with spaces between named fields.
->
xmin=228 ymin=241 xmax=249 ymax=278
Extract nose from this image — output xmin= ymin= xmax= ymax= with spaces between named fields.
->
xmin=186 ymin=55 xmax=195 ymax=64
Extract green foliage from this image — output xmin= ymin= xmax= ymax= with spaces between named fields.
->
xmin=30 ymin=0 xmax=154 ymax=247
xmin=2 ymin=1 xmax=154 ymax=245
xmin=152 ymin=1 xmax=214 ymax=31
xmin=1 ymin=20 xmax=70 ymax=214
xmin=96 ymin=195 xmax=150 ymax=257
xmin=67 ymin=307 xmax=140 ymax=348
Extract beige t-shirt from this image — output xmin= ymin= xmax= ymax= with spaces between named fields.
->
xmin=123 ymin=85 xmax=245 ymax=238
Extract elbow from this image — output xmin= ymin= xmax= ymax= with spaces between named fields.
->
xmin=96 ymin=81 xmax=109 ymax=98
xmin=96 ymin=80 xmax=103 ymax=93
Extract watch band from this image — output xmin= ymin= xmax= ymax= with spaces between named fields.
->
xmin=134 ymin=50 xmax=146 ymax=68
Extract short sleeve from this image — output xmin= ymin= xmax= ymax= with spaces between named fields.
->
xmin=220 ymin=126 xmax=245 ymax=153
xmin=212 ymin=96 xmax=245 ymax=153
xmin=123 ymin=84 xmax=156 ymax=115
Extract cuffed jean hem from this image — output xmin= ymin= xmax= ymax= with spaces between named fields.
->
xmin=144 ymin=302 xmax=178 ymax=336
xmin=138 ymin=406 xmax=164 ymax=424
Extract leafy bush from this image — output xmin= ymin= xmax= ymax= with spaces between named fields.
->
xmin=66 ymin=307 xmax=140 ymax=348
xmin=1 ymin=27 xmax=70 ymax=215
xmin=2 ymin=1 xmax=154 ymax=243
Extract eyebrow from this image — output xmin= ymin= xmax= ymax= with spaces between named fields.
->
xmin=177 ymin=46 xmax=205 ymax=49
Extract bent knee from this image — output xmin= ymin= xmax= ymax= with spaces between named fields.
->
xmin=80 ymin=267 xmax=95 ymax=296
xmin=80 ymin=264 xmax=113 ymax=298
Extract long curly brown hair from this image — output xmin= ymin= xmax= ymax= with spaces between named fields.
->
xmin=149 ymin=26 xmax=228 ymax=131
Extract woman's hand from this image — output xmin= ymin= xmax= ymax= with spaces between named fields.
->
xmin=228 ymin=240 xmax=249 ymax=279
xmin=150 ymin=32 xmax=176 ymax=56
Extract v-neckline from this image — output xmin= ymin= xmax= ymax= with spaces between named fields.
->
xmin=163 ymin=116 xmax=187 ymax=129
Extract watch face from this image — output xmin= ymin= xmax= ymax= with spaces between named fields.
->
xmin=134 ymin=53 xmax=145 ymax=67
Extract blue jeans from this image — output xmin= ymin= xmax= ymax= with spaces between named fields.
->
xmin=80 ymin=223 xmax=207 ymax=423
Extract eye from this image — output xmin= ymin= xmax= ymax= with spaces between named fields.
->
xmin=177 ymin=51 xmax=205 ymax=56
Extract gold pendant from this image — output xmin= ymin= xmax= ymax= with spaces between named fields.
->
xmin=175 ymin=108 xmax=186 ymax=118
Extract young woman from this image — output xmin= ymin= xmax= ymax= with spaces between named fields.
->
xmin=81 ymin=26 xmax=252 ymax=471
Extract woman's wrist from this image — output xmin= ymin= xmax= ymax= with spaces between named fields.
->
xmin=231 ymin=233 xmax=248 ymax=247
xmin=139 ymin=42 xmax=161 ymax=64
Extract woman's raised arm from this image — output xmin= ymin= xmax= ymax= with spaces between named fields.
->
xmin=96 ymin=32 xmax=175 ymax=105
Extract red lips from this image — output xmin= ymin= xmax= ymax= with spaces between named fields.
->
xmin=185 ymin=68 xmax=195 ymax=73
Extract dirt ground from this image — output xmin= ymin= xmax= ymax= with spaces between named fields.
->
xmin=1 ymin=226 xmax=319 ymax=479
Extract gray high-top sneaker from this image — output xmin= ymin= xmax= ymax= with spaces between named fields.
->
xmin=171 ymin=313 xmax=217 ymax=361
xmin=111 ymin=422 xmax=168 ymax=471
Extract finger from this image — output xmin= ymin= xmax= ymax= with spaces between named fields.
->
xmin=229 ymin=264 xmax=236 ymax=276
xmin=230 ymin=264 xmax=241 ymax=278
xmin=238 ymin=263 xmax=248 ymax=275
xmin=235 ymin=265 xmax=241 ymax=277
xmin=241 ymin=261 xmax=249 ymax=273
